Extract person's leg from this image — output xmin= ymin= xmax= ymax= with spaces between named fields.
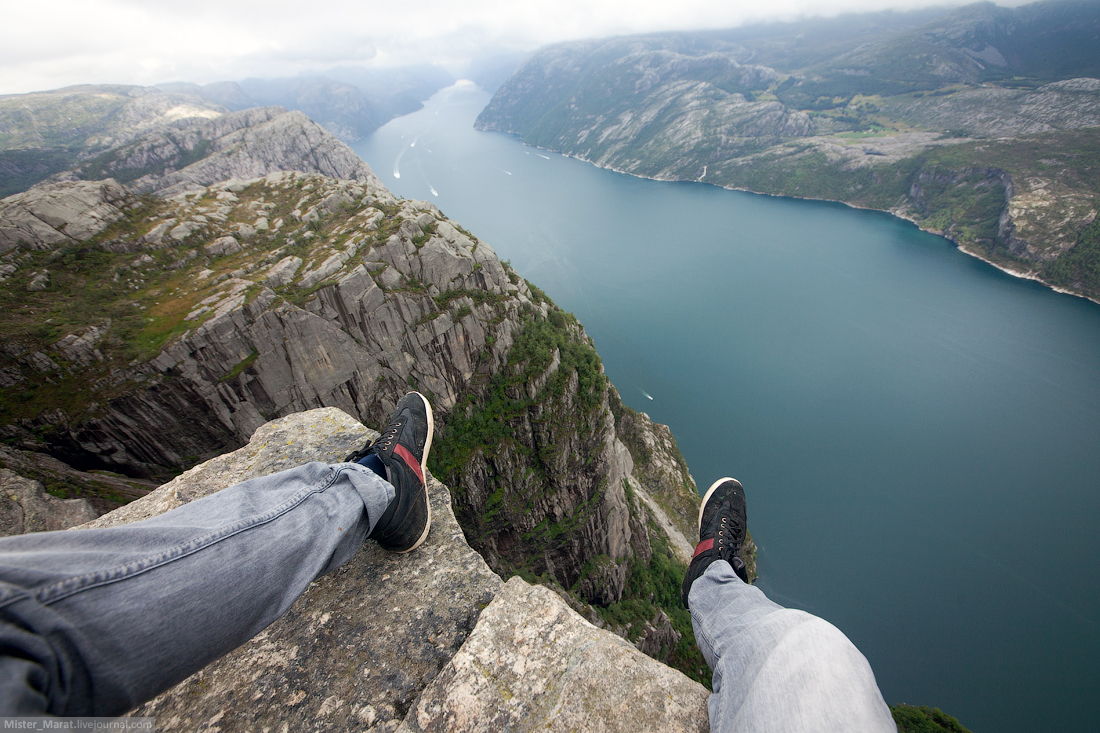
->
xmin=0 ymin=391 xmax=434 ymax=717
xmin=683 ymin=479 xmax=895 ymax=733
xmin=0 ymin=461 xmax=391 ymax=717
xmin=689 ymin=561 xmax=895 ymax=732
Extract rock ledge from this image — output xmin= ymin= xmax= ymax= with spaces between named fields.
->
xmin=81 ymin=408 xmax=709 ymax=732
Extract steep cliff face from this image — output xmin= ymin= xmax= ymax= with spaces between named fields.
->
xmin=1 ymin=172 xmax=522 ymax=471
xmin=477 ymin=38 xmax=812 ymax=176
xmin=0 ymin=443 xmax=151 ymax=516
xmin=0 ymin=165 xmax=704 ymax=620
xmin=434 ymin=326 xmax=644 ymax=602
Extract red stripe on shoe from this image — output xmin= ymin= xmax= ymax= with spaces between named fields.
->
xmin=393 ymin=443 xmax=424 ymax=484
xmin=692 ymin=538 xmax=714 ymax=560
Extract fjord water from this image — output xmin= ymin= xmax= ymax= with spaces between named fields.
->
xmin=354 ymin=82 xmax=1100 ymax=733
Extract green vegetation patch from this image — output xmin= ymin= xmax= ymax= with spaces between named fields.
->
xmin=220 ymin=349 xmax=259 ymax=382
xmin=596 ymin=525 xmax=712 ymax=686
xmin=1043 ymin=208 xmax=1100 ymax=299
xmin=428 ymin=305 xmax=607 ymax=484
xmin=411 ymin=220 xmax=438 ymax=248
xmin=891 ymin=704 xmax=972 ymax=733
xmin=0 ymin=149 xmax=80 ymax=197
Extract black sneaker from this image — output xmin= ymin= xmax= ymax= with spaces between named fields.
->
xmin=345 ymin=392 xmax=434 ymax=553
xmin=681 ymin=477 xmax=749 ymax=608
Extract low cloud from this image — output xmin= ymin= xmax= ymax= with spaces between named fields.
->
xmin=0 ymin=0 xmax=1023 ymax=94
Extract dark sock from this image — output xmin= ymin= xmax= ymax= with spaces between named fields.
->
xmin=357 ymin=453 xmax=388 ymax=480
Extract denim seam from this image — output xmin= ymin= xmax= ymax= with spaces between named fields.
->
xmin=5 ymin=466 xmax=346 ymax=609
xmin=690 ymin=604 xmax=720 ymax=666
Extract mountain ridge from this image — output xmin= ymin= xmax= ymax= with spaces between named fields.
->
xmin=476 ymin=0 xmax=1100 ymax=302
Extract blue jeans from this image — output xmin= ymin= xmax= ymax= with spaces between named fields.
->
xmin=689 ymin=560 xmax=896 ymax=732
xmin=0 ymin=462 xmax=392 ymax=716
xmin=1 ymin=463 xmax=895 ymax=731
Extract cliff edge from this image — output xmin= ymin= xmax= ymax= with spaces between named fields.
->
xmin=0 ymin=109 xmax=735 ymax=684
xmin=82 ymin=407 xmax=709 ymax=732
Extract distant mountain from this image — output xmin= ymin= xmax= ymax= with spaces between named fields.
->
xmin=771 ymin=0 xmax=1100 ymax=107
xmin=0 ymin=64 xmax=457 ymax=197
xmin=155 ymin=81 xmax=256 ymax=111
xmin=0 ymin=85 xmax=379 ymax=198
xmin=236 ymin=76 xmax=387 ymax=142
xmin=461 ymin=51 xmax=531 ymax=93
xmin=897 ymin=0 xmax=1100 ymax=82
xmin=699 ymin=7 xmax=957 ymax=71
xmin=0 ymin=85 xmax=226 ymax=196
xmin=324 ymin=63 xmax=455 ymax=114
xmin=477 ymin=0 xmax=1100 ymax=302
xmin=159 ymin=65 xmax=456 ymax=144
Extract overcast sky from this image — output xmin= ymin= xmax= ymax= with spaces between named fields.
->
xmin=1 ymin=0 xmax=1029 ymax=95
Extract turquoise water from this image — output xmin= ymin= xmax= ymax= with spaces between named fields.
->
xmin=353 ymin=82 xmax=1100 ymax=733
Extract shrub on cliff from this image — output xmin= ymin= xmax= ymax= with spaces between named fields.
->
xmin=891 ymin=704 xmax=973 ymax=733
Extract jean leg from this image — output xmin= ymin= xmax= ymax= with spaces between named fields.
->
xmin=689 ymin=560 xmax=895 ymax=733
xmin=0 ymin=461 xmax=393 ymax=717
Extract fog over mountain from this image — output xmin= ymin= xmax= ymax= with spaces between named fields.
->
xmin=0 ymin=0 xmax=1031 ymax=95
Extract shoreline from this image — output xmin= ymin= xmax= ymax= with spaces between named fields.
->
xmin=516 ymin=138 xmax=1100 ymax=308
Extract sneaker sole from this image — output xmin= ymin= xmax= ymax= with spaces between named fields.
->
xmin=394 ymin=391 xmax=434 ymax=553
xmin=698 ymin=477 xmax=743 ymax=533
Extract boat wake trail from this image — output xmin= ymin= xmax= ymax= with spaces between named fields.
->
xmin=393 ymin=144 xmax=407 ymax=179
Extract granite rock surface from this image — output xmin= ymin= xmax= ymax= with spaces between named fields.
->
xmin=81 ymin=409 xmax=709 ymax=733
xmin=0 ymin=468 xmax=97 ymax=536
xmin=85 ymin=408 xmax=504 ymax=733
xmin=0 ymin=179 xmax=129 ymax=255
xmin=399 ymin=576 xmax=710 ymax=733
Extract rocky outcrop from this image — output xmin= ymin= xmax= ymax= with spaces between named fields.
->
xmin=0 ymin=468 xmax=97 ymax=536
xmin=78 ymin=106 xmax=382 ymax=197
xmin=399 ymin=577 xmax=709 ymax=733
xmin=632 ymin=609 xmax=682 ymax=659
xmin=0 ymin=179 xmax=130 ymax=255
xmin=80 ymin=408 xmax=709 ymax=732
xmin=86 ymin=408 xmax=503 ymax=732
xmin=0 ymin=85 xmax=383 ymax=203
